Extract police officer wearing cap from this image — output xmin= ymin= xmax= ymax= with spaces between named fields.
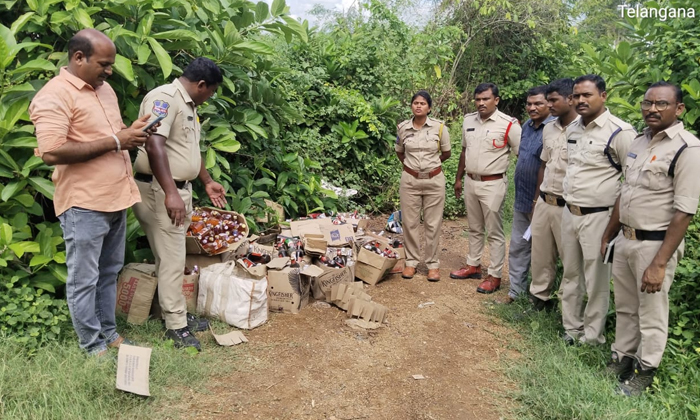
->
xmin=451 ymin=83 xmax=522 ymax=294
xmin=133 ymin=58 xmax=227 ymax=351
xmin=600 ymin=81 xmax=700 ymax=396
xmin=560 ymin=74 xmax=636 ymax=345
xmin=395 ymin=90 xmax=451 ymax=282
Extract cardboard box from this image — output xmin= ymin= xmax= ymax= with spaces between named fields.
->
xmin=303 ymin=234 xmax=327 ymax=256
xmin=390 ymin=246 xmax=406 ymax=274
xmin=256 ymin=199 xmax=285 ymax=224
xmin=116 ymin=263 xmax=158 ymax=325
xmin=303 ymin=263 xmax=355 ymax=301
xmin=150 ymin=271 xmax=199 ymax=319
xmin=289 ymin=218 xmax=355 ymax=246
xmin=355 ymin=240 xmax=399 ymax=285
xmin=185 ymin=250 xmax=236 ymax=272
xmin=266 ymin=257 xmax=310 ymax=314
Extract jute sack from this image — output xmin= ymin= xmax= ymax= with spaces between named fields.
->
xmin=197 ymin=261 xmax=268 ymax=329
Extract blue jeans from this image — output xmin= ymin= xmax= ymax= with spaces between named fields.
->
xmin=59 ymin=208 xmax=126 ymax=354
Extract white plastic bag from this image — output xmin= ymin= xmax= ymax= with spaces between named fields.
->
xmin=197 ymin=261 xmax=268 ymax=329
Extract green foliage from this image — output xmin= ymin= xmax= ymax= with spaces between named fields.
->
xmin=493 ymin=298 xmax=700 ymax=419
xmin=0 ymin=276 xmax=69 ymax=351
xmin=570 ymin=0 xmax=700 ymax=133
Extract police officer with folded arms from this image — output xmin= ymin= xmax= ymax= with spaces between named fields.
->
xmin=600 ymin=81 xmax=700 ymax=396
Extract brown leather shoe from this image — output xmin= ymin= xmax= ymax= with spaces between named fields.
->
xmin=402 ymin=266 xmax=416 ymax=279
xmin=476 ymin=275 xmax=501 ymax=294
xmin=107 ymin=335 xmax=135 ymax=349
xmin=498 ymin=295 xmax=515 ymax=304
xmin=450 ymin=265 xmax=482 ymax=279
xmin=427 ymin=268 xmax=440 ymax=282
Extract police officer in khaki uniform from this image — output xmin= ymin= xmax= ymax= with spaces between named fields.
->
xmin=529 ymin=79 xmax=579 ymax=311
xmin=601 ymin=82 xmax=700 ymax=396
xmin=560 ymin=74 xmax=636 ymax=345
xmin=451 ymin=83 xmax=522 ymax=293
xmin=133 ymin=58 xmax=227 ymax=351
xmin=395 ymin=91 xmax=451 ymax=282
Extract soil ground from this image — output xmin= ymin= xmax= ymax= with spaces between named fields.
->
xmin=173 ymin=218 xmax=518 ymax=420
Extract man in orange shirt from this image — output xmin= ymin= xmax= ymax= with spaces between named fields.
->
xmin=29 ymin=29 xmax=155 ymax=356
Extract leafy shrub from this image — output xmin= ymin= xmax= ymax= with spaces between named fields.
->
xmin=0 ymin=275 xmax=70 ymax=351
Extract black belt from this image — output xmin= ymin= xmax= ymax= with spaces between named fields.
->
xmin=565 ymin=203 xmax=609 ymax=216
xmin=622 ymin=225 xmax=666 ymax=241
xmin=134 ymin=173 xmax=188 ymax=189
xmin=540 ymin=192 xmax=565 ymax=207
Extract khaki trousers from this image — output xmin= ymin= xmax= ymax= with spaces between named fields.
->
xmin=560 ymin=206 xmax=611 ymax=344
xmin=611 ymin=234 xmax=682 ymax=369
xmin=464 ymin=176 xmax=507 ymax=278
xmin=133 ymin=179 xmax=192 ymax=330
xmin=529 ymin=198 xmax=564 ymax=301
xmin=399 ymin=171 xmax=445 ymax=269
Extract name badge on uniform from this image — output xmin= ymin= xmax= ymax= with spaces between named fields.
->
xmin=627 ymin=152 xmax=637 ymax=159
xmin=466 ymin=128 xmax=475 ymax=132
xmin=567 ymin=139 xmax=576 ymax=144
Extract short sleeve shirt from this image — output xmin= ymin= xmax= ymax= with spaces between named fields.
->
xmin=514 ymin=116 xmax=555 ymax=213
xmin=539 ymin=116 xmax=579 ymax=197
xmin=395 ymin=117 xmax=450 ymax=172
xmin=619 ymin=122 xmax=700 ymax=231
xmin=461 ymin=109 xmax=522 ymax=175
xmin=562 ymin=109 xmax=637 ymax=207
xmin=28 ymin=67 xmax=140 ymax=216
xmin=133 ymin=78 xmax=202 ymax=181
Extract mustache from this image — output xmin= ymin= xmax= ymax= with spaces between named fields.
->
xmin=645 ymin=113 xmax=661 ymax=120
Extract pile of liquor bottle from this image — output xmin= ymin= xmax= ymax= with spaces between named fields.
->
xmin=363 ymin=240 xmax=400 ymax=259
xmin=186 ymin=208 xmax=247 ymax=254
xmin=274 ymin=236 xmax=305 ymax=267
xmin=319 ymin=247 xmax=354 ymax=268
xmin=239 ymin=250 xmax=272 ymax=268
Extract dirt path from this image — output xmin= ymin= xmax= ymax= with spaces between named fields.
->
xmin=178 ymin=218 xmax=518 ymax=420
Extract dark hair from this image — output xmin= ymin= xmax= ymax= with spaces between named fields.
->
xmin=411 ymin=90 xmax=432 ymax=108
xmin=527 ymin=85 xmax=548 ymax=98
xmin=648 ymin=81 xmax=683 ymax=103
xmin=574 ymin=74 xmax=606 ymax=93
xmin=474 ymin=83 xmax=499 ymax=98
xmin=182 ymin=57 xmax=223 ymax=87
xmin=67 ymin=35 xmax=93 ymax=60
xmin=546 ymin=78 xmax=574 ymax=98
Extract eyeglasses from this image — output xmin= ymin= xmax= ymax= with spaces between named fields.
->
xmin=640 ymin=100 xmax=675 ymax=111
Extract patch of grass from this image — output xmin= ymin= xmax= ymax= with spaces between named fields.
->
xmin=0 ymin=317 xmax=248 ymax=420
xmin=491 ymin=298 xmax=700 ymax=420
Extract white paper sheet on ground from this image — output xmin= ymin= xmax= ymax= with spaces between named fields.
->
xmin=210 ymin=326 xmax=249 ymax=346
xmin=116 ymin=344 xmax=152 ymax=396
xmin=523 ymin=225 xmax=532 ymax=241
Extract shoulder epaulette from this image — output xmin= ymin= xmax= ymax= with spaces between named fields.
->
xmin=397 ymin=120 xmax=411 ymax=130
xmin=608 ymin=115 xmax=634 ymax=131
xmin=678 ymin=129 xmax=700 ymax=148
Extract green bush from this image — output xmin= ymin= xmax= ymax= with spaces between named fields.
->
xmin=0 ymin=276 xmax=70 ymax=350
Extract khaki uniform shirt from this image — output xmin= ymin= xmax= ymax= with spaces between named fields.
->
xmin=539 ymin=116 xmax=579 ymax=197
xmin=620 ymin=122 xmax=700 ymax=231
xmin=395 ymin=117 xmax=450 ymax=172
xmin=134 ymin=78 xmax=202 ymax=181
xmin=562 ymin=109 xmax=636 ymax=207
xmin=461 ymin=109 xmax=522 ymax=175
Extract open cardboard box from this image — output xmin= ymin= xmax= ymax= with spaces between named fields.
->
xmin=266 ymin=257 xmax=310 ymax=314
xmin=355 ymin=237 xmax=399 ymax=285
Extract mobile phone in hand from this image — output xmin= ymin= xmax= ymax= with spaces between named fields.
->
xmin=143 ymin=115 xmax=165 ymax=132
xmin=603 ymin=238 xmax=616 ymax=264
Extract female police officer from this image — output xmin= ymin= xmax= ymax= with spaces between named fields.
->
xmin=395 ymin=91 xmax=451 ymax=281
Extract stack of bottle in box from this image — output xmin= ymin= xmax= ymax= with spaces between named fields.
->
xmin=186 ymin=208 xmax=247 ymax=254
